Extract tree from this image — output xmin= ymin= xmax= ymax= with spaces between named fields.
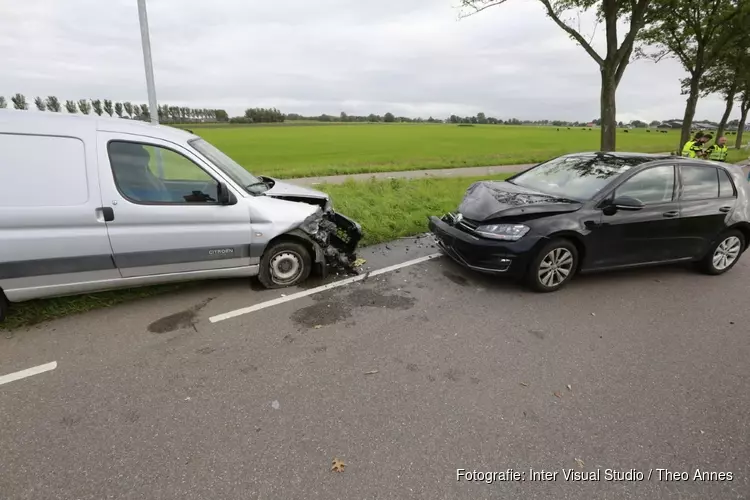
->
xmin=638 ymin=0 xmax=747 ymax=149
xmin=0 ymin=96 xmax=6 ymax=108
xmin=649 ymin=120 xmax=661 ymax=127
xmin=461 ymin=0 xmax=653 ymax=151
xmin=630 ymin=119 xmax=647 ymax=128
xmin=115 ymin=102 xmax=124 ymax=118
xmin=78 ymin=99 xmax=91 ymax=115
xmin=45 ymin=96 xmax=61 ymax=112
xmin=64 ymin=100 xmax=78 ymax=113
xmin=91 ymin=99 xmax=103 ymax=116
xmin=103 ymin=99 xmax=114 ymax=117
xmin=384 ymin=112 xmax=395 ymax=122
xmin=140 ymin=104 xmax=150 ymax=120
xmin=735 ymin=70 xmax=750 ymax=148
xmin=123 ymin=101 xmax=133 ymax=118
xmin=477 ymin=112 xmax=488 ymax=124
xmin=215 ymin=109 xmax=229 ymax=122
xmin=11 ymin=93 xmax=28 ymax=110
xmin=34 ymin=97 xmax=47 ymax=111
xmin=132 ymin=104 xmax=141 ymax=118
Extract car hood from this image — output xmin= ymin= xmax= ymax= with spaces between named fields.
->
xmin=262 ymin=177 xmax=329 ymax=201
xmin=457 ymin=181 xmax=583 ymax=222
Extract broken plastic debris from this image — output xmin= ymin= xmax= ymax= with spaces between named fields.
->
xmin=353 ymin=258 xmax=367 ymax=268
xmin=590 ymin=312 xmax=596 ymax=316
xmin=553 ymin=392 xmax=562 ymax=399
xmin=575 ymin=458 xmax=585 ymax=468
xmin=566 ymin=384 xmax=572 ymax=391
xmin=313 ymin=325 xmax=322 ymax=329
xmin=331 ymin=458 xmax=346 ymax=472
xmin=364 ymin=370 xmax=379 ymax=375
xmin=271 ymin=400 xmax=280 ymax=410
xmin=519 ymin=382 xmax=529 ymax=387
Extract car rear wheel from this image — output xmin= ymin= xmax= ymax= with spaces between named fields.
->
xmin=699 ymin=230 xmax=744 ymax=275
xmin=258 ymin=241 xmax=312 ymax=289
xmin=525 ymin=239 xmax=578 ymax=293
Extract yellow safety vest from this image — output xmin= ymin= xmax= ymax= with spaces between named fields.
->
xmin=682 ymin=140 xmax=699 ymax=158
xmin=708 ymin=144 xmax=728 ymax=161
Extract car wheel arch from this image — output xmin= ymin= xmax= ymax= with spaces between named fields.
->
xmin=727 ymin=223 xmax=750 ymax=253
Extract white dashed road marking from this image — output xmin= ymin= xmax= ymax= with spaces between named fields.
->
xmin=209 ymin=253 xmax=442 ymax=323
xmin=0 ymin=361 xmax=58 ymax=387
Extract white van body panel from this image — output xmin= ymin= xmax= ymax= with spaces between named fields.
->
xmin=0 ymin=110 xmax=358 ymax=305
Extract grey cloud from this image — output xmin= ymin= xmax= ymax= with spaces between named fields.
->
xmin=0 ymin=0 xmax=736 ymax=122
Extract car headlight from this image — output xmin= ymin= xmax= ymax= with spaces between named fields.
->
xmin=475 ymin=224 xmax=530 ymax=241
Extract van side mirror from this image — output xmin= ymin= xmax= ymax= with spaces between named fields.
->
xmin=217 ymin=182 xmax=237 ymax=205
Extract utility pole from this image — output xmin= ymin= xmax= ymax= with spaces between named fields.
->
xmin=137 ymin=0 xmax=159 ymax=125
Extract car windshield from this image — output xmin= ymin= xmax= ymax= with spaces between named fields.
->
xmin=510 ymin=154 xmax=656 ymax=200
xmin=189 ymin=138 xmax=267 ymax=194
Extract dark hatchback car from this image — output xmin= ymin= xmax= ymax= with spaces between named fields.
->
xmin=429 ymin=152 xmax=750 ymax=292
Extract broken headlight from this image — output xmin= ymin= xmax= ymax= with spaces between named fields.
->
xmin=476 ymin=224 xmax=530 ymax=241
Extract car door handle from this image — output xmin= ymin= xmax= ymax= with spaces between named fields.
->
xmin=719 ymin=206 xmax=732 ymax=213
xmin=662 ymin=210 xmax=679 ymax=218
xmin=96 ymin=207 xmax=115 ymax=222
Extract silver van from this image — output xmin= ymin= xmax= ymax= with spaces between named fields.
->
xmin=0 ymin=110 xmax=362 ymax=322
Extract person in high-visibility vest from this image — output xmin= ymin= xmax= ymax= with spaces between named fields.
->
xmin=682 ymin=131 xmax=706 ymax=158
xmin=706 ymin=136 xmax=729 ymax=162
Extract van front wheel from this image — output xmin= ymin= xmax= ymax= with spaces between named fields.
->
xmin=258 ymin=241 xmax=312 ymax=289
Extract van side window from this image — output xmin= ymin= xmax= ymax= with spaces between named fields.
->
xmin=107 ymin=142 xmax=219 ymax=204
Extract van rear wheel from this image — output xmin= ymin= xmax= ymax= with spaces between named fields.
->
xmin=258 ymin=241 xmax=312 ymax=289
xmin=0 ymin=293 xmax=8 ymax=323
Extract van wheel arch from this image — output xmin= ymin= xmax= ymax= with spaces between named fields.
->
xmin=0 ymin=288 xmax=8 ymax=323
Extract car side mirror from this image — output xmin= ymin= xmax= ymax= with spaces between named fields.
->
xmin=610 ymin=195 xmax=644 ymax=211
xmin=217 ymin=182 xmax=237 ymax=205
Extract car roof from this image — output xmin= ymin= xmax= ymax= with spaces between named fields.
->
xmin=0 ymin=108 xmax=197 ymax=144
xmin=565 ymin=151 xmax=676 ymax=161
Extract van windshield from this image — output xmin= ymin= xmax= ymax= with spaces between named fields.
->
xmin=189 ymin=138 xmax=267 ymax=194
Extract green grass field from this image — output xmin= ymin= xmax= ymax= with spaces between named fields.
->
xmin=189 ymin=124 xmax=685 ymax=179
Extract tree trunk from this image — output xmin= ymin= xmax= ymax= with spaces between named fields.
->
xmin=680 ymin=75 xmax=701 ymax=150
xmin=600 ymin=68 xmax=617 ymax=152
xmin=716 ymin=86 xmax=736 ymax=139
xmin=735 ymin=99 xmax=749 ymax=150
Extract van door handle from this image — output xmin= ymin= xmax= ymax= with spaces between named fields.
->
xmin=97 ymin=207 xmax=115 ymax=222
xmin=719 ymin=206 xmax=732 ymax=213
xmin=662 ymin=210 xmax=679 ymax=218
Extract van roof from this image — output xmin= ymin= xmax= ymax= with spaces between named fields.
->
xmin=0 ymin=108 xmax=197 ymax=143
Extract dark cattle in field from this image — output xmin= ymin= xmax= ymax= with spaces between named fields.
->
xmin=647 ymin=129 xmax=651 ymax=132
xmin=581 ymin=128 xmax=586 ymax=130
xmin=624 ymin=129 xmax=629 ymax=133
xmin=567 ymin=127 xmax=571 ymax=129
xmin=557 ymin=128 xmax=560 ymax=131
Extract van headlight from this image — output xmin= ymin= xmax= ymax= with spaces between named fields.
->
xmin=475 ymin=224 xmax=530 ymax=241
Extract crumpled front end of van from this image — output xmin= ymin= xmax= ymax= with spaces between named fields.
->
xmin=297 ymin=209 xmax=363 ymax=274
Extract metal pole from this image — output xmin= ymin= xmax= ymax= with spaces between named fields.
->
xmin=137 ymin=0 xmax=159 ymax=125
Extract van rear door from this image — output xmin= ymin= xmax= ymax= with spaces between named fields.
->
xmin=96 ymin=133 xmax=255 ymax=278
xmin=0 ymin=132 xmax=120 ymax=301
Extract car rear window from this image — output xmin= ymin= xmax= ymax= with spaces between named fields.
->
xmin=718 ymin=169 xmax=736 ymax=198
xmin=681 ymin=166 xmax=719 ymax=200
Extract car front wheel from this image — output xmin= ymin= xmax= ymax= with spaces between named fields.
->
xmin=525 ymin=239 xmax=578 ymax=293
xmin=699 ymin=230 xmax=745 ymax=275
xmin=258 ymin=241 xmax=312 ymax=289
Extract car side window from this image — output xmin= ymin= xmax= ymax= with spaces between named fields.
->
xmin=718 ymin=168 xmax=736 ymax=198
xmin=108 ymin=141 xmax=219 ymax=204
xmin=681 ymin=166 xmax=719 ymax=201
xmin=614 ymin=166 xmax=674 ymax=205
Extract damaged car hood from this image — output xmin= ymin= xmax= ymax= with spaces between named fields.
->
xmin=261 ymin=177 xmax=329 ymax=203
xmin=458 ymin=181 xmax=582 ymax=221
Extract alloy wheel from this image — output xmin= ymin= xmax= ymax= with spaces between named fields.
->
xmin=538 ymin=247 xmax=574 ymax=288
xmin=712 ymin=236 xmax=741 ymax=271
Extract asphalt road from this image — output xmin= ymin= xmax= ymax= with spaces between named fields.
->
xmin=1 ymin=236 xmax=749 ymax=500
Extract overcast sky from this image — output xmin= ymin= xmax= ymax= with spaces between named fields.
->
xmin=0 ymin=0 xmax=736 ymax=122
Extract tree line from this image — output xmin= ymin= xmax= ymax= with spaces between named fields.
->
xmin=461 ymin=0 xmax=750 ymax=152
xmin=0 ymin=93 xmax=228 ymax=123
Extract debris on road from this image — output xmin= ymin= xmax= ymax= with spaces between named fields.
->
xmin=331 ymin=458 xmax=346 ymax=472
xmin=353 ymin=258 xmax=367 ymax=268
xmin=271 ymin=400 xmax=280 ymax=410
xmin=364 ymin=370 xmax=379 ymax=375
xmin=567 ymin=384 xmax=572 ymax=391
xmin=575 ymin=458 xmax=585 ymax=468
xmin=591 ymin=313 xmax=596 ymax=317
xmin=553 ymin=391 xmax=562 ymax=399
xmin=519 ymin=382 xmax=529 ymax=387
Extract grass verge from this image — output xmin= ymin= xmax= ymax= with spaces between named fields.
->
xmin=1 ymin=175 xmax=509 ymax=331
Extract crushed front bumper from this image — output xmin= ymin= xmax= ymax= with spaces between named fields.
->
xmin=303 ymin=211 xmax=363 ymax=274
xmin=428 ymin=215 xmax=541 ymax=276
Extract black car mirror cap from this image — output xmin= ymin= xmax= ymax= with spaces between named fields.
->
xmin=611 ymin=195 xmax=644 ymax=211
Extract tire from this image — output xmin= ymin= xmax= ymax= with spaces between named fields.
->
xmin=525 ymin=239 xmax=579 ymax=293
xmin=0 ymin=293 xmax=7 ymax=323
xmin=699 ymin=230 xmax=745 ymax=276
xmin=258 ymin=241 xmax=312 ymax=289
